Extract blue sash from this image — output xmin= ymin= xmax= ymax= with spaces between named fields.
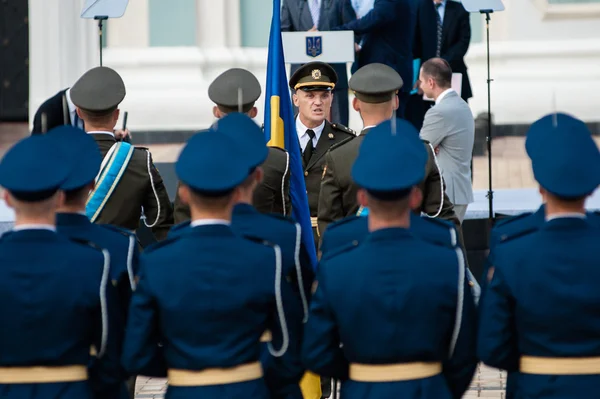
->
xmin=86 ymin=142 xmax=135 ymax=222
xmin=357 ymin=206 xmax=369 ymax=217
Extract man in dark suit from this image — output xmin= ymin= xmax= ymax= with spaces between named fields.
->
xmin=407 ymin=0 xmax=472 ymax=130
xmin=281 ymin=0 xmax=356 ymax=126
xmin=32 ymin=89 xmax=82 ymax=134
xmin=333 ymin=0 xmax=418 ymax=119
xmin=32 ymin=87 xmax=131 ymax=139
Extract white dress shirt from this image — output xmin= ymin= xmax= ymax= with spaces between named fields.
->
xmin=13 ymin=224 xmax=56 ymax=232
xmin=435 ymin=0 xmax=447 ymax=24
xmin=435 ymin=88 xmax=454 ymax=105
xmin=190 ymin=219 xmax=231 ymax=227
xmin=296 ymin=118 xmax=325 ymax=152
xmin=546 ymin=212 xmax=586 ymax=222
xmin=87 ymin=130 xmax=115 ymax=138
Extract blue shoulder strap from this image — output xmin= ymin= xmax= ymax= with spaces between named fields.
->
xmin=86 ymin=142 xmax=135 ymax=222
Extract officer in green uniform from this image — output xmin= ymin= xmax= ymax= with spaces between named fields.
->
xmin=288 ymin=61 xmax=355 ymax=251
xmin=70 ymin=66 xmax=174 ymax=241
xmin=317 ymin=63 xmax=458 ymax=237
xmin=173 ymin=68 xmax=291 ymax=224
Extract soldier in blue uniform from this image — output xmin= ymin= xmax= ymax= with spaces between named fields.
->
xmin=122 ymin=130 xmax=304 ymax=398
xmin=302 ymin=121 xmax=477 ymax=399
xmin=319 ymin=120 xmax=480 ymax=304
xmin=167 ymin=113 xmax=312 ymax=398
xmin=45 ymin=125 xmax=141 ymax=397
xmin=477 ymin=113 xmax=600 ymax=399
xmin=0 ymin=134 xmax=123 ymax=398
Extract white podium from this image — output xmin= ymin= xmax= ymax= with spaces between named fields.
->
xmin=281 ymin=31 xmax=355 ymax=64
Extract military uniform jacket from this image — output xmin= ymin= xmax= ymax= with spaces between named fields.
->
xmin=56 ymin=212 xmax=139 ymax=319
xmin=477 ymin=216 xmax=600 ymax=399
xmin=317 ymin=128 xmax=458 ymax=235
xmin=122 ymin=223 xmax=304 ymax=398
xmin=91 ymin=134 xmax=174 ymax=241
xmin=173 ymin=147 xmax=292 ymax=224
xmin=302 ymin=227 xmax=478 ymax=399
xmin=302 ymin=120 xmax=355 ymax=217
xmin=0 ymin=229 xmax=125 ymax=399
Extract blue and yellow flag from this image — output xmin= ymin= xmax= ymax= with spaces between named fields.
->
xmin=264 ymin=0 xmax=318 ymax=270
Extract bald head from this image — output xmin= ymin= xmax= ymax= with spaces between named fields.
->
xmin=421 ymin=58 xmax=452 ymax=89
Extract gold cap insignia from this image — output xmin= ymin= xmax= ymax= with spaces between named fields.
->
xmin=312 ymin=69 xmax=322 ymax=80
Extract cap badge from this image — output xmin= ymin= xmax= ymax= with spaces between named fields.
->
xmin=312 ymin=69 xmax=322 ymax=80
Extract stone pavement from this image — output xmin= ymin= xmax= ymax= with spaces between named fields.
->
xmin=133 ymin=365 xmax=506 ymax=398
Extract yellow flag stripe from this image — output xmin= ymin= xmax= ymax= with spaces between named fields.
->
xmin=267 ymin=96 xmax=285 ymax=149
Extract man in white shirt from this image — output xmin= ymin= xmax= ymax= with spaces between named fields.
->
xmin=419 ymin=58 xmax=474 ymax=222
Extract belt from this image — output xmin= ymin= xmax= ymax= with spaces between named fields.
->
xmin=520 ymin=356 xmax=600 ymax=375
xmin=0 ymin=365 xmax=88 ymax=384
xmin=349 ymin=362 xmax=442 ymax=382
xmin=168 ymin=362 xmax=263 ymax=386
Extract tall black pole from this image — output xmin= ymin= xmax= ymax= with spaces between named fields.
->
xmin=482 ymin=10 xmax=494 ymax=222
xmin=95 ymin=16 xmax=108 ymax=66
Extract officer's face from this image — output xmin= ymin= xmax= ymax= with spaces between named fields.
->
xmin=293 ymin=90 xmax=333 ymax=126
xmin=418 ymin=69 xmax=435 ymax=98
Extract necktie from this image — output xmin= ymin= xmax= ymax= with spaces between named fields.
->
xmin=308 ymin=0 xmax=320 ymax=28
xmin=435 ymin=2 xmax=443 ymax=57
xmin=303 ymin=129 xmax=316 ymax=164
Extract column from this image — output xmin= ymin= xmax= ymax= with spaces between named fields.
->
xmin=225 ymin=0 xmax=241 ymax=47
xmin=29 ymin=0 xmax=97 ymax=126
xmin=196 ymin=0 xmax=227 ymax=48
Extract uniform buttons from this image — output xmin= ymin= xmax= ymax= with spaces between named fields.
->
xmin=304 ymin=171 xmax=308 ymax=176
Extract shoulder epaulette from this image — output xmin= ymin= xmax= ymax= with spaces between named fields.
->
xmin=329 ymin=136 xmax=355 ymax=153
xmin=67 ymin=237 xmax=106 ymax=253
xmin=331 ymin=123 xmax=355 ymax=136
xmin=100 ymin=224 xmax=136 ymax=238
xmin=322 ymin=240 xmax=359 ymax=261
xmin=498 ymin=225 xmax=538 ymax=244
xmin=264 ymin=212 xmax=296 ymax=225
xmin=267 ymin=146 xmax=288 ymax=154
xmin=493 ymin=212 xmax=534 ymax=230
xmin=242 ymin=234 xmax=278 ymax=249
xmin=326 ymin=215 xmax=361 ymax=232
xmin=143 ymin=234 xmax=181 ymax=254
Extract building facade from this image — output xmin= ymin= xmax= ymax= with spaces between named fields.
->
xmin=29 ymin=0 xmax=600 ymax=133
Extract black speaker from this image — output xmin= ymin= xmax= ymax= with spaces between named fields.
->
xmin=0 ymin=0 xmax=29 ymax=121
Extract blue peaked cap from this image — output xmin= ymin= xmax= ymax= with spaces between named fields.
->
xmin=352 ymin=119 xmax=427 ymax=195
xmin=0 ymin=135 xmax=70 ymax=201
xmin=526 ymin=112 xmax=600 ymax=198
xmin=211 ymin=113 xmax=268 ymax=171
xmin=176 ymin=130 xmax=249 ymax=194
xmin=45 ymin=125 xmax=103 ymax=191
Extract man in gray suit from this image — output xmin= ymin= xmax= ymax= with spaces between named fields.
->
xmin=281 ymin=0 xmax=356 ymax=127
xmin=419 ymin=58 xmax=474 ymax=222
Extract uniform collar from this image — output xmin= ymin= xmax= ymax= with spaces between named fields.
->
xmin=87 ymin=130 xmax=115 ymax=138
xmin=233 ymin=203 xmax=257 ymax=215
xmin=12 ymin=224 xmax=56 ymax=232
xmin=296 ymin=117 xmax=325 ymax=140
xmin=190 ymin=219 xmax=231 ymax=227
xmin=545 ymin=212 xmax=586 ymax=222
xmin=366 ymin=226 xmax=412 ymax=242
xmin=56 ymin=212 xmax=91 ymax=226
